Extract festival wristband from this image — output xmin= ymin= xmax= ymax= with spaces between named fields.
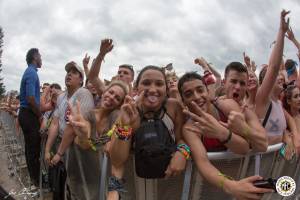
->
xmin=177 ymin=144 xmax=191 ymax=160
xmin=114 ymin=123 xmax=133 ymax=141
xmin=218 ymin=172 xmax=233 ymax=189
xmin=243 ymin=125 xmax=251 ymax=140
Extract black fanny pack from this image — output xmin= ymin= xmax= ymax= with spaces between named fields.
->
xmin=134 ymin=116 xmax=176 ymax=179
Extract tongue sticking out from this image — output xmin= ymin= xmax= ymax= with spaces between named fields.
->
xmin=147 ymin=95 xmax=158 ymax=103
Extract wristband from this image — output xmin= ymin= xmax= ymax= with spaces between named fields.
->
xmin=218 ymin=172 xmax=233 ymax=189
xmin=220 ymin=130 xmax=232 ymax=145
xmin=243 ymin=125 xmax=251 ymax=140
xmin=177 ymin=144 xmax=191 ymax=160
xmin=114 ymin=123 xmax=133 ymax=141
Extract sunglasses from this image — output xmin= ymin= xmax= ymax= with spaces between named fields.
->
xmin=283 ymin=80 xmax=296 ymax=90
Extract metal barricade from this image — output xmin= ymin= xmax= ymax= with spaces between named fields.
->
xmin=2 ymin=110 xmax=300 ymax=200
xmin=0 ymin=111 xmax=35 ymax=199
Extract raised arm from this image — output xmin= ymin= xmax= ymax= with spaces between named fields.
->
xmin=195 ymin=57 xmax=221 ymax=98
xmin=88 ymin=39 xmax=114 ymax=97
xmin=286 ymin=26 xmax=300 ymax=50
xmin=256 ymin=10 xmax=290 ymax=117
xmin=82 ymin=53 xmax=90 ymax=77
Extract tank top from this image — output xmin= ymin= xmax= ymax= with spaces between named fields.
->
xmin=262 ymin=100 xmax=287 ymax=136
xmin=201 ymin=101 xmax=227 ymax=152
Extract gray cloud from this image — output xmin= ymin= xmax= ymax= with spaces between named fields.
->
xmin=0 ymin=0 xmax=300 ymax=92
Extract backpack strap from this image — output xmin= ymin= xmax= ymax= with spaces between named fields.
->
xmin=162 ymin=112 xmax=175 ymax=141
xmin=262 ymin=102 xmax=273 ymax=128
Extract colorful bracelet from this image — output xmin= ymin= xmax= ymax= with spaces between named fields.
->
xmin=177 ymin=144 xmax=191 ymax=160
xmin=114 ymin=123 xmax=133 ymax=141
xmin=88 ymin=139 xmax=97 ymax=151
xmin=218 ymin=172 xmax=233 ymax=189
xmin=106 ymin=125 xmax=117 ymax=137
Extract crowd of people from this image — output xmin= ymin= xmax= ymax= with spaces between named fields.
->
xmin=1 ymin=10 xmax=300 ymax=200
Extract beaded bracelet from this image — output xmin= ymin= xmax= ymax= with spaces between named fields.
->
xmin=218 ymin=172 xmax=233 ymax=189
xmin=77 ymin=137 xmax=95 ymax=150
xmin=114 ymin=123 xmax=133 ymax=141
xmin=106 ymin=125 xmax=117 ymax=137
xmin=177 ymin=144 xmax=191 ymax=160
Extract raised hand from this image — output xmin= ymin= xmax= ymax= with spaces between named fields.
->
xmin=194 ymin=57 xmax=209 ymax=69
xmin=280 ymin=9 xmax=290 ymax=33
xmin=183 ymin=101 xmax=228 ymax=140
xmin=67 ymin=100 xmax=90 ymax=139
xmin=82 ymin=53 xmax=90 ymax=68
xmin=243 ymin=52 xmax=251 ymax=67
xmin=99 ymin=39 xmax=114 ymax=58
xmin=286 ymin=27 xmax=295 ymax=41
xmin=251 ymin=61 xmax=257 ymax=72
xmin=119 ymin=95 xmax=139 ymax=130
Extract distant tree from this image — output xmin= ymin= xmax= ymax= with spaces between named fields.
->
xmin=0 ymin=27 xmax=6 ymax=98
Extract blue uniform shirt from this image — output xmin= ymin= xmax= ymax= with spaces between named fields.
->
xmin=19 ymin=64 xmax=40 ymax=108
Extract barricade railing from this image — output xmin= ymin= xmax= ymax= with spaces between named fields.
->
xmin=1 ymin=110 xmax=300 ymax=200
xmin=0 ymin=111 xmax=37 ymax=199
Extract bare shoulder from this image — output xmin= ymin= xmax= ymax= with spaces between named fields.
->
xmin=243 ymin=106 xmax=259 ymax=121
xmin=216 ymin=98 xmax=241 ymax=115
xmin=166 ymin=98 xmax=182 ymax=111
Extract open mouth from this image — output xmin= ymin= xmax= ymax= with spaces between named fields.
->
xmin=233 ymin=92 xmax=239 ymax=99
xmin=146 ymin=95 xmax=158 ymax=103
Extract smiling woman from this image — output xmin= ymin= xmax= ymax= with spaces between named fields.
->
xmin=109 ymin=65 xmax=187 ymax=200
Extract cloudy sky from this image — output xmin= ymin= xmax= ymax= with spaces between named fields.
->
xmin=0 ymin=0 xmax=300 ymax=92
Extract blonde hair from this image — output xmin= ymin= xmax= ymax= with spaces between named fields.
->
xmin=105 ymin=80 xmax=129 ymax=96
xmin=165 ymin=71 xmax=178 ymax=80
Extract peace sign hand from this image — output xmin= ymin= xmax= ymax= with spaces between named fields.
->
xmin=119 ymin=95 xmax=140 ymax=130
xmin=68 ymin=100 xmax=90 ymax=139
xmin=183 ymin=101 xmax=228 ymax=141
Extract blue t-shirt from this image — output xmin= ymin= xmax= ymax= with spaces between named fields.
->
xmin=19 ymin=64 xmax=40 ymax=108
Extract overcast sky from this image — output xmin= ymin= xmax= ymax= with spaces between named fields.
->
xmin=1 ymin=0 xmax=300 ymax=92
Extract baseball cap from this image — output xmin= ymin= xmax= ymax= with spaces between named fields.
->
xmin=65 ymin=61 xmax=84 ymax=78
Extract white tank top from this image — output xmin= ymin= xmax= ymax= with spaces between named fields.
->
xmin=263 ymin=100 xmax=287 ymax=136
